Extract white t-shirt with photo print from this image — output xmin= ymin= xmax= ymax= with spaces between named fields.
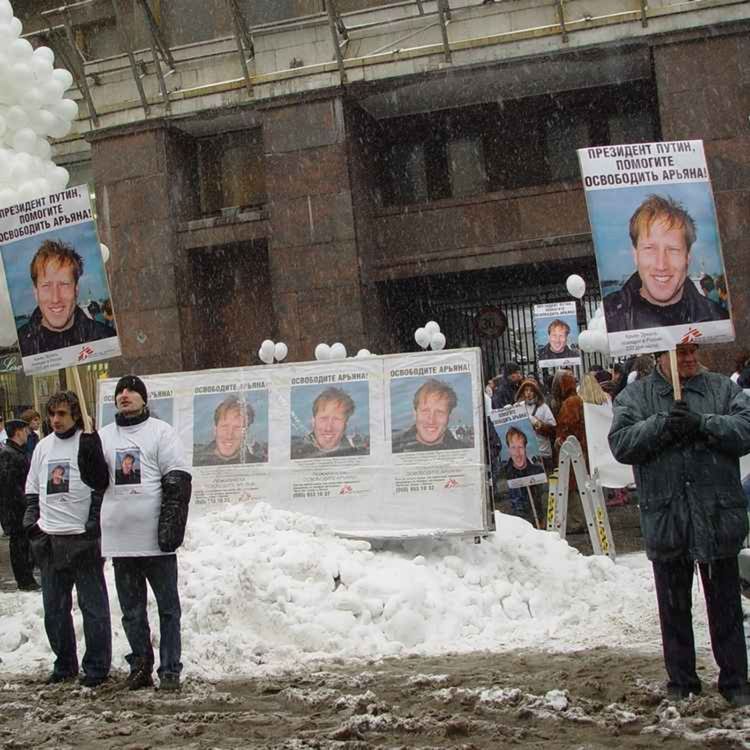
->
xmin=99 ymin=416 xmax=189 ymax=557
xmin=26 ymin=430 xmax=91 ymax=535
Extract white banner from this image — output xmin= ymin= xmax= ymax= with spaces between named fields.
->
xmin=97 ymin=349 xmax=491 ymax=537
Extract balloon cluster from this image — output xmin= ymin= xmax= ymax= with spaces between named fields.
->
xmin=578 ymin=305 xmax=610 ymax=355
xmin=0 ymin=0 xmax=76 ymax=206
xmin=414 ymin=321 xmax=446 ymax=351
xmin=258 ymin=339 xmax=288 ymax=364
xmin=314 ymin=343 xmax=373 ymax=361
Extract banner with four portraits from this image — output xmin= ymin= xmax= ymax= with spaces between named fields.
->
xmin=97 ymin=348 xmax=492 ymax=537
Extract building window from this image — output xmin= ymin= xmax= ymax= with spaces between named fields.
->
xmin=376 ymin=81 xmax=658 ymax=207
xmin=196 ymin=130 xmax=266 ymax=216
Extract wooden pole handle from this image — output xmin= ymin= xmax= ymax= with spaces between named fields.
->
xmin=669 ymin=350 xmax=682 ymax=400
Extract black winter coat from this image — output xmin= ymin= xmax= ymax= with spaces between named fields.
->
xmin=609 ymin=368 xmax=750 ymax=562
xmin=0 ymin=440 xmax=31 ymax=535
xmin=603 ymin=272 xmax=728 ymax=334
xmin=17 ymin=306 xmax=115 ymax=357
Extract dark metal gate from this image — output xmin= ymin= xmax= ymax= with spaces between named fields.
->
xmin=431 ymin=284 xmax=602 ymax=382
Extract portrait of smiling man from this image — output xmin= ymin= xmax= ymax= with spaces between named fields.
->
xmin=392 ymin=378 xmax=471 ymax=453
xmin=291 ymin=387 xmax=367 ymax=459
xmin=16 ymin=240 xmax=116 ymax=357
xmin=193 ymin=394 xmax=263 ymax=466
xmin=603 ymin=195 xmax=729 ymax=333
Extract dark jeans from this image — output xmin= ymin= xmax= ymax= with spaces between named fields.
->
xmin=9 ymin=532 xmax=35 ymax=587
xmin=40 ymin=549 xmax=111 ymax=680
xmin=113 ymin=555 xmax=182 ymax=677
xmin=652 ymin=556 xmax=748 ymax=696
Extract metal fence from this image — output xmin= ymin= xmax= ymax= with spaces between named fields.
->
xmin=430 ymin=282 xmax=603 ymax=383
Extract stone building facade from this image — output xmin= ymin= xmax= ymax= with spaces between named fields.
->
xmin=16 ymin=0 xmax=750 ymax=382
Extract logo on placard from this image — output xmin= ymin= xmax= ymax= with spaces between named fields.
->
xmin=77 ymin=345 xmax=95 ymax=362
xmin=444 ymin=478 xmax=459 ymax=489
xmin=339 ymin=484 xmax=353 ymax=495
xmin=680 ymin=327 xmax=703 ymax=344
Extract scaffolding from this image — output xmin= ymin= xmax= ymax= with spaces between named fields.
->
xmin=21 ymin=0 xmax=675 ymax=128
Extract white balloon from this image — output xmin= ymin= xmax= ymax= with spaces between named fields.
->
xmin=100 ymin=243 xmax=110 ymax=264
xmin=10 ymin=158 xmax=30 ymax=185
xmin=260 ymin=339 xmax=275 ymax=359
xmin=30 ymin=109 xmax=56 ymax=136
xmin=9 ymin=38 xmax=34 ymax=62
xmin=578 ymin=329 xmax=595 ymax=352
xmin=10 ymin=62 xmax=34 ymax=90
xmin=22 ymin=86 xmax=44 ymax=111
xmin=424 ymin=320 xmax=440 ymax=335
xmin=55 ymin=98 xmax=78 ymax=122
xmin=355 ymin=349 xmax=371 ymax=358
xmin=414 ymin=327 xmax=430 ymax=349
xmin=314 ymin=343 xmax=331 ymax=361
xmin=273 ymin=342 xmax=288 ymax=362
xmin=588 ymin=315 xmax=605 ymax=332
xmin=35 ymin=138 xmax=51 ymax=160
xmin=12 ymin=127 xmax=36 ymax=153
xmin=0 ymin=2 xmax=11 ymax=24
xmin=0 ymin=114 xmax=5 ymax=139
xmin=40 ymin=79 xmax=64 ymax=102
xmin=5 ymin=105 xmax=27 ymax=130
xmin=330 ymin=342 xmax=347 ymax=360
xmin=52 ymin=68 xmax=74 ymax=91
xmin=430 ymin=331 xmax=446 ymax=351
xmin=258 ymin=347 xmax=274 ymax=365
xmin=8 ymin=17 xmax=21 ymax=39
xmin=31 ymin=56 xmax=54 ymax=81
xmin=565 ymin=274 xmax=586 ymax=299
xmin=47 ymin=115 xmax=71 ymax=139
xmin=0 ymin=187 xmax=17 ymax=208
xmin=33 ymin=46 xmax=55 ymax=66
xmin=47 ymin=166 xmax=69 ymax=191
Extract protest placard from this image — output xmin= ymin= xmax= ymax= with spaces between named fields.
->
xmin=578 ymin=141 xmax=733 ymax=356
xmin=489 ymin=404 xmax=547 ymax=489
xmin=533 ymin=301 xmax=581 ymax=368
xmin=0 ymin=184 xmax=119 ymax=373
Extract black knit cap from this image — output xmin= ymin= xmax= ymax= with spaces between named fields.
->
xmin=114 ymin=375 xmax=148 ymax=404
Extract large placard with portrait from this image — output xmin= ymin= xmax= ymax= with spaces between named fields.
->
xmin=97 ymin=348 xmax=491 ymax=537
xmin=0 ymin=184 xmax=120 ymax=374
xmin=578 ymin=141 xmax=734 ymax=356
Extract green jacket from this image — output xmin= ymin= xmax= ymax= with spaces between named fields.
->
xmin=609 ymin=367 xmax=750 ymax=562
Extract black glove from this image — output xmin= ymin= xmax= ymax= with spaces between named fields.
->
xmin=666 ymin=400 xmax=703 ymax=441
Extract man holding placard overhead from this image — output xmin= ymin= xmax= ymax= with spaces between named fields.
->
xmin=609 ymin=343 xmax=750 ymax=707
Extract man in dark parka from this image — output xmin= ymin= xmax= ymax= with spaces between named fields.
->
xmin=609 ymin=343 xmax=750 ymax=706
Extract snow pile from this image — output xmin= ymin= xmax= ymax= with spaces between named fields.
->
xmin=0 ymin=503 xmax=668 ymax=679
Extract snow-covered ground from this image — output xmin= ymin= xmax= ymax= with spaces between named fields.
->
xmin=0 ymin=504 xmax=703 ymax=680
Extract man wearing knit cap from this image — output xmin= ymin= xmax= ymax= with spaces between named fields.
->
xmin=79 ymin=375 xmax=192 ymax=692
xmin=0 ymin=419 xmax=38 ymax=591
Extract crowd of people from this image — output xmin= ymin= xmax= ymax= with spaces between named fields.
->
xmin=1 ymin=347 xmax=749 ymax=708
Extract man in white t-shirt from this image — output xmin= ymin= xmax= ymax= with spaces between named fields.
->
xmin=23 ymin=391 xmax=111 ymax=688
xmin=80 ymin=375 xmax=192 ymax=692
